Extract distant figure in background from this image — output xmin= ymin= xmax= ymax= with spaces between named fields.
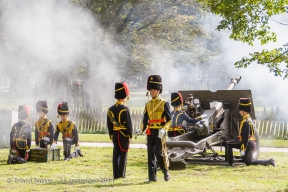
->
xmin=7 ymin=105 xmax=32 ymax=164
xmin=168 ymin=92 xmax=201 ymax=137
xmin=50 ymin=102 xmax=83 ymax=161
xmin=107 ymin=82 xmax=133 ymax=179
xmin=225 ymin=98 xmax=276 ymax=167
xmin=35 ymin=101 xmax=54 ymax=148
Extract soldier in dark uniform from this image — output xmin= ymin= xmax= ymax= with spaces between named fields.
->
xmin=35 ymin=101 xmax=54 ymax=148
xmin=50 ymin=102 xmax=82 ymax=161
xmin=107 ymin=82 xmax=133 ymax=179
xmin=168 ymin=92 xmax=201 ymax=137
xmin=7 ymin=105 xmax=32 ymax=164
xmin=140 ymin=75 xmax=172 ymax=182
xmin=225 ymin=98 xmax=276 ymax=167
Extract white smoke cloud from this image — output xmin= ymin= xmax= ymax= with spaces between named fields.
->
xmin=0 ymin=0 xmax=123 ymax=108
xmin=216 ymin=13 xmax=288 ymax=109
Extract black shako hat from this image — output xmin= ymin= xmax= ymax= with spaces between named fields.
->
xmin=57 ymin=102 xmax=69 ymax=115
xmin=36 ymin=101 xmax=48 ymax=113
xmin=18 ymin=105 xmax=30 ymax=119
xmin=238 ymin=98 xmax=252 ymax=113
xmin=115 ymin=82 xmax=130 ymax=99
xmin=147 ymin=75 xmax=162 ymax=94
xmin=171 ymin=92 xmax=183 ymax=106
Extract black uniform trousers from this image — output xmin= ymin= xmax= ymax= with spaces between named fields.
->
xmin=112 ymin=139 xmax=129 ymax=179
xmin=226 ymin=140 xmax=271 ymax=166
xmin=39 ymin=137 xmax=51 ymax=148
xmin=12 ymin=141 xmax=27 ymax=159
xmin=63 ymin=137 xmax=76 ymax=157
xmin=147 ymin=129 xmax=167 ymax=181
xmin=10 ymin=141 xmax=28 ymax=164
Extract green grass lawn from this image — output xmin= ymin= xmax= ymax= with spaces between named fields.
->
xmin=0 ymin=147 xmax=287 ymax=192
xmin=30 ymin=133 xmax=288 ymax=148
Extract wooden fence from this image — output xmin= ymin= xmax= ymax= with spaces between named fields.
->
xmin=4 ymin=107 xmax=288 ymax=138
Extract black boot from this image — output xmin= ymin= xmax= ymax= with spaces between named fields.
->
xmin=163 ymin=170 xmax=170 ymax=181
xmin=224 ymin=163 xmax=234 ymax=167
xmin=64 ymin=155 xmax=71 ymax=161
xmin=7 ymin=155 xmax=13 ymax=164
xmin=268 ymin=158 xmax=276 ymax=167
xmin=146 ymin=174 xmax=157 ymax=183
xmin=77 ymin=149 xmax=83 ymax=157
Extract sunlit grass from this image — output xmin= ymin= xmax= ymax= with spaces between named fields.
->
xmin=0 ymin=147 xmax=287 ymax=191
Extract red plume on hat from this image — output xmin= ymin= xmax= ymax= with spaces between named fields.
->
xmin=57 ymin=102 xmax=69 ymax=115
xmin=171 ymin=92 xmax=183 ymax=106
xmin=115 ymin=82 xmax=129 ymax=99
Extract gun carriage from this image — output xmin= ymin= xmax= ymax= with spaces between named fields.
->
xmin=166 ymin=76 xmax=260 ymax=169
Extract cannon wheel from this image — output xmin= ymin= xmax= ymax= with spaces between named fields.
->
xmin=252 ymin=127 xmax=260 ymax=160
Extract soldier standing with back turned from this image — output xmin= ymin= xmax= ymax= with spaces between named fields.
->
xmin=140 ymin=75 xmax=172 ymax=182
xmin=107 ymin=82 xmax=133 ymax=179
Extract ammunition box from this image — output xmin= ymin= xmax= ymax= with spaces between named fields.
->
xmin=27 ymin=148 xmax=61 ymax=162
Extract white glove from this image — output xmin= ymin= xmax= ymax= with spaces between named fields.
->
xmin=158 ymin=128 xmax=165 ymax=139
xmin=201 ymin=114 xmax=207 ymax=118
xmin=35 ymin=146 xmax=40 ymax=149
xmin=240 ymin=150 xmax=245 ymax=156
xmin=75 ymin=146 xmax=79 ymax=151
xmin=26 ymin=149 xmax=30 ymax=152
xmin=50 ymin=143 xmax=56 ymax=150
xmin=134 ymin=128 xmax=141 ymax=136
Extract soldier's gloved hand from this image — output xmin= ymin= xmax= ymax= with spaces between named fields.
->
xmin=158 ymin=128 xmax=165 ymax=139
xmin=26 ymin=149 xmax=30 ymax=152
xmin=75 ymin=146 xmax=79 ymax=151
xmin=135 ymin=128 xmax=141 ymax=136
xmin=35 ymin=146 xmax=40 ymax=149
xmin=50 ymin=143 xmax=56 ymax=150
xmin=129 ymin=138 xmax=132 ymax=143
xmin=240 ymin=150 xmax=245 ymax=156
xmin=196 ymin=114 xmax=207 ymax=121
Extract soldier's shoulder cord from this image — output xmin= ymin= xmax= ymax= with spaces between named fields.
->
xmin=39 ymin=119 xmax=49 ymax=131
xmin=108 ymin=110 xmax=120 ymax=126
xmin=64 ymin=120 xmax=73 ymax=132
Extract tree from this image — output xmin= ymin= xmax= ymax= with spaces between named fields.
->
xmin=77 ymin=0 xmax=227 ymax=85
xmin=198 ymin=0 xmax=288 ymax=78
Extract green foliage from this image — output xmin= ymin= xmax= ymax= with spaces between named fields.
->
xmin=199 ymin=0 xmax=288 ymax=78
xmin=78 ymin=0 xmax=224 ymax=80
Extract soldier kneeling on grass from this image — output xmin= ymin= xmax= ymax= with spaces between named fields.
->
xmin=35 ymin=101 xmax=54 ymax=149
xmin=7 ymin=105 xmax=32 ymax=164
xmin=225 ymin=98 xmax=276 ymax=167
xmin=50 ymin=102 xmax=83 ymax=161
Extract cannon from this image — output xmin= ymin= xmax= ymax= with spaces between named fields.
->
xmin=166 ymin=76 xmax=260 ymax=169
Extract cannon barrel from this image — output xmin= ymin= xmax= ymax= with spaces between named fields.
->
xmin=212 ymin=76 xmax=241 ymax=111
